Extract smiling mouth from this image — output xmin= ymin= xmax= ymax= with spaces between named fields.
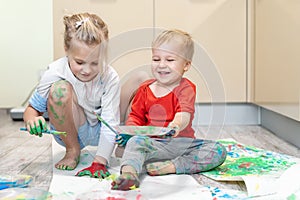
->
xmin=158 ymin=71 xmax=170 ymax=75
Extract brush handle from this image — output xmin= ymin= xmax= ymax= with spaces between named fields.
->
xmin=93 ymin=112 xmax=119 ymax=135
xmin=0 ymin=184 xmax=9 ymax=190
xmin=20 ymin=127 xmax=50 ymax=134
xmin=19 ymin=127 xmax=66 ymax=135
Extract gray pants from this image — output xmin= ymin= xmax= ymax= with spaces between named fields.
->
xmin=121 ymin=136 xmax=227 ymax=175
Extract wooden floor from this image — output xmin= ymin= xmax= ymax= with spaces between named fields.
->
xmin=0 ymin=109 xmax=299 ymax=192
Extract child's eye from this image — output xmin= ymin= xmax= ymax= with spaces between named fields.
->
xmin=167 ymin=59 xmax=175 ymax=62
xmin=76 ymin=61 xmax=83 ymax=65
xmin=92 ymin=62 xmax=99 ymax=66
xmin=152 ymin=58 xmax=160 ymax=62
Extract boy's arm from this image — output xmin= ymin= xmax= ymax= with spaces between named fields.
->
xmin=169 ymin=78 xmax=196 ymax=137
xmin=168 ymin=112 xmax=191 ymax=137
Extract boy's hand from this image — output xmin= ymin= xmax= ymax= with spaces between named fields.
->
xmin=115 ymin=133 xmax=132 ymax=147
xmin=111 ymin=172 xmax=140 ymax=190
xmin=76 ymin=162 xmax=110 ymax=178
xmin=167 ymin=123 xmax=180 ymax=137
xmin=165 ymin=129 xmax=176 ymax=137
xmin=26 ymin=118 xmax=48 ymax=137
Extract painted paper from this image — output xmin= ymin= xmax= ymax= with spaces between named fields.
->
xmin=202 ymin=139 xmax=300 ymax=181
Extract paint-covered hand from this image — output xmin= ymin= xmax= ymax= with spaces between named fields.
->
xmin=115 ymin=133 xmax=132 ymax=147
xmin=75 ymin=162 xmax=111 ymax=178
xmin=25 ymin=118 xmax=48 ymax=137
xmin=167 ymin=122 xmax=180 ymax=137
xmin=111 ymin=172 xmax=140 ymax=191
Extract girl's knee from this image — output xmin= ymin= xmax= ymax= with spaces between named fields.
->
xmin=49 ymin=80 xmax=73 ymax=106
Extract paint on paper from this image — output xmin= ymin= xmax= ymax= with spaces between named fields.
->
xmin=202 ymin=139 xmax=300 ymax=181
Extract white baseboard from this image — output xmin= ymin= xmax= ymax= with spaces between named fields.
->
xmin=193 ymin=103 xmax=260 ymax=126
xmin=261 ymin=108 xmax=300 ymax=149
xmin=10 ymin=107 xmax=48 ymax=121
xmin=9 ymin=103 xmax=261 ymax=126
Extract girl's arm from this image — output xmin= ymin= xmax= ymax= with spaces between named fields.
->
xmin=23 ymin=105 xmax=42 ymax=122
xmin=95 ymin=67 xmax=120 ymax=163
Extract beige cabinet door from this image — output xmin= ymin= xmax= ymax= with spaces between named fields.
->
xmin=53 ymin=0 xmax=247 ymax=103
xmin=155 ymin=0 xmax=247 ymax=102
xmin=254 ymin=0 xmax=300 ymax=121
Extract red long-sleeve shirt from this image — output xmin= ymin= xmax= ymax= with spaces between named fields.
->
xmin=126 ymin=78 xmax=196 ymax=138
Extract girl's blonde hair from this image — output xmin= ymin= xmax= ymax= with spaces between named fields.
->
xmin=63 ymin=12 xmax=109 ymax=78
xmin=152 ymin=29 xmax=194 ymax=61
xmin=63 ymin=12 xmax=108 ymax=50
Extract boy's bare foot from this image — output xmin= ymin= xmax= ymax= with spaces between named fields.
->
xmin=111 ymin=172 xmax=140 ymax=191
xmin=146 ymin=160 xmax=176 ymax=176
xmin=55 ymin=149 xmax=80 ymax=170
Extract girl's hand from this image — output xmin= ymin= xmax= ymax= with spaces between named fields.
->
xmin=76 ymin=162 xmax=111 ymax=178
xmin=115 ymin=133 xmax=132 ymax=147
xmin=25 ymin=117 xmax=48 ymax=137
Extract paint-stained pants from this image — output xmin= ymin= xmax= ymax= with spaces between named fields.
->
xmin=121 ymin=136 xmax=227 ymax=175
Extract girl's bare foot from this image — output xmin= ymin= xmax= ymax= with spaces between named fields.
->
xmin=146 ymin=160 xmax=176 ymax=176
xmin=55 ymin=148 xmax=80 ymax=170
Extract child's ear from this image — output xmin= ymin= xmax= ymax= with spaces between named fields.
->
xmin=183 ymin=61 xmax=191 ymax=72
xmin=64 ymin=45 xmax=68 ymax=54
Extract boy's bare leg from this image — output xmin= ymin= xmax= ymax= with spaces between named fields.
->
xmin=111 ymin=165 xmax=140 ymax=190
xmin=146 ymin=160 xmax=176 ymax=176
xmin=48 ymin=81 xmax=85 ymax=170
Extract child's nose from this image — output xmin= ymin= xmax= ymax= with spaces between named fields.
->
xmin=82 ymin=64 xmax=91 ymax=74
xmin=158 ymin=61 xmax=167 ymax=68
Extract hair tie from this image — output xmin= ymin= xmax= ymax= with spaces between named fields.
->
xmin=75 ymin=18 xmax=89 ymax=29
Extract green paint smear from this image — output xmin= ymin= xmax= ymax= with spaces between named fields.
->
xmin=287 ymin=194 xmax=296 ymax=200
xmin=210 ymin=157 xmax=294 ymax=176
xmin=53 ymin=86 xmax=66 ymax=106
xmin=50 ymin=105 xmax=59 ymax=120
xmin=48 ymin=81 xmax=67 ymax=124
xmin=49 ymin=105 xmax=65 ymax=125
xmin=133 ymin=126 xmax=155 ymax=135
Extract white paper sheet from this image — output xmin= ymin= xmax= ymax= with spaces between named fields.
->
xmin=49 ymin=138 xmax=212 ymax=200
xmin=242 ymin=163 xmax=300 ymax=199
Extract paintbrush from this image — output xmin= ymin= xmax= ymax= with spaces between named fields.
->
xmin=93 ymin=112 xmax=176 ymax=137
xmin=19 ymin=127 xmax=67 ymax=136
xmin=93 ymin=112 xmax=119 ymax=135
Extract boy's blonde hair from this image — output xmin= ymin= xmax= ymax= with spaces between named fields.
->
xmin=63 ymin=12 xmax=108 ymax=50
xmin=152 ymin=29 xmax=194 ymax=61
